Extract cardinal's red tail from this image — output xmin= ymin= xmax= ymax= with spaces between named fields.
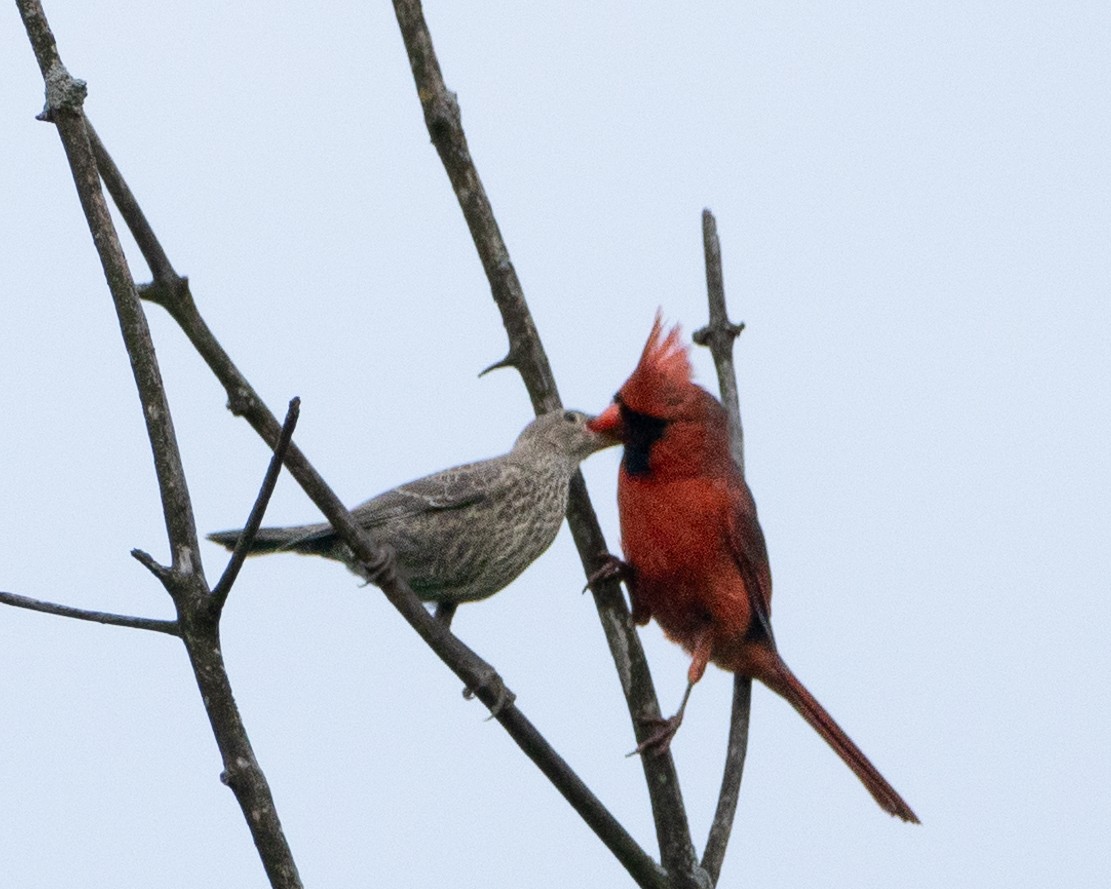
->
xmin=759 ymin=655 xmax=920 ymax=823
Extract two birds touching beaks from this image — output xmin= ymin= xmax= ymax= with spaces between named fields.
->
xmin=209 ymin=313 xmax=919 ymax=824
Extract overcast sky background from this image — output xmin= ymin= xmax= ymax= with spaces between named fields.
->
xmin=2 ymin=2 xmax=1109 ymax=887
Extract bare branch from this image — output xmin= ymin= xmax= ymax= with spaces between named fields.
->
xmin=693 ymin=210 xmax=746 ymax=473
xmin=0 ymin=590 xmax=179 ymax=635
xmin=18 ymin=1 xmax=202 ymax=577
xmin=701 ymin=677 xmax=751 ymax=883
xmin=494 ymin=708 xmax=668 ymax=889
xmin=691 ymin=209 xmax=752 ymax=884
xmin=390 ymin=4 xmax=703 ymax=885
xmin=17 ymin=4 xmax=302 ymax=885
xmin=210 ymin=398 xmax=301 ymax=613
xmin=391 ymin=0 xmax=558 ymax=415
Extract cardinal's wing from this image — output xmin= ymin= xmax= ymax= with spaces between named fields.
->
xmin=724 ymin=473 xmax=776 ymax=644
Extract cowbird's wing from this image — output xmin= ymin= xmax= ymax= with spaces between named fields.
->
xmin=350 ymin=461 xmax=494 ymax=528
xmin=277 ymin=458 xmax=498 ymax=551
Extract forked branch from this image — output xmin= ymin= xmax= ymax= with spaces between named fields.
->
xmin=0 ymin=590 xmax=179 ymax=635
xmin=16 ymin=3 xmax=302 ymax=886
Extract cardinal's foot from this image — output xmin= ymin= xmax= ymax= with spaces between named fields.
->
xmin=584 ymin=553 xmax=632 ymax=593
xmin=628 ymin=713 xmax=683 ymax=758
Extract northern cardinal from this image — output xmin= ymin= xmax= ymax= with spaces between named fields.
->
xmin=588 ymin=317 xmax=918 ymax=822
xmin=210 ymin=409 xmax=615 ymax=603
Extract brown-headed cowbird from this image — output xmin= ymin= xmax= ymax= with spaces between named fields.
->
xmin=208 ymin=409 xmax=614 ymax=603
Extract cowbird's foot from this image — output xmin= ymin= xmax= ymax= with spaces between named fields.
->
xmin=434 ymin=601 xmax=458 ymax=625
xmin=462 ymin=670 xmax=516 ymax=719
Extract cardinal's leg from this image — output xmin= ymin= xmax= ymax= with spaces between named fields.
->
xmin=631 ymin=629 xmax=713 ymax=756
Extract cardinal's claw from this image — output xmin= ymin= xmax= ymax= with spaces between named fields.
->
xmin=627 ymin=713 xmax=684 ymax=758
xmin=584 ymin=553 xmax=631 ymax=593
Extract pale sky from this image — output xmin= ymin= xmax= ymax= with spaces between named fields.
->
xmin=2 ymin=2 xmax=1109 ymax=887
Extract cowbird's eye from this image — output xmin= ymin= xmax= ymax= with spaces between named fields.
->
xmin=563 ymin=410 xmax=580 ymax=423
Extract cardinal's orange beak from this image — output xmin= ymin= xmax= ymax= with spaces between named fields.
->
xmin=586 ymin=403 xmax=624 ymax=441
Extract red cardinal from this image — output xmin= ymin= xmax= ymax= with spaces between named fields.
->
xmin=588 ymin=315 xmax=918 ymax=822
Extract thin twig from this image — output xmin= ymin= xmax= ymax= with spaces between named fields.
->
xmin=210 ymin=397 xmax=301 ymax=613
xmin=0 ymin=590 xmax=180 ymax=635
xmin=693 ymin=211 xmax=747 ymax=473
xmin=692 ymin=209 xmax=752 ymax=884
xmin=391 ymin=3 xmax=701 ymax=884
xmin=86 ymin=120 xmax=179 ymax=285
xmin=131 ymin=547 xmax=172 ymax=582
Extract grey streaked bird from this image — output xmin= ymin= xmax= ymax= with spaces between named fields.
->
xmin=208 ymin=409 xmax=616 ymax=603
